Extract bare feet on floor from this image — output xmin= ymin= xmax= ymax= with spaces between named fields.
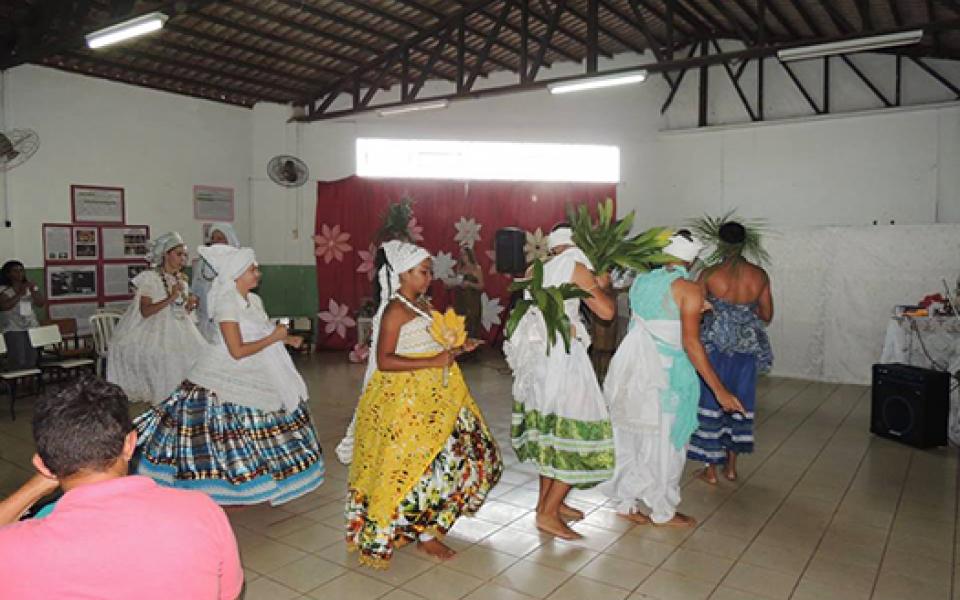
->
xmin=722 ymin=464 xmax=738 ymax=481
xmin=559 ymin=503 xmax=585 ymax=521
xmin=697 ymin=467 xmax=718 ymax=485
xmin=618 ymin=512 xmax=651 ymax=525
xmin=417 ymin=538 xmax=457 ymax=560
xmin=655 ymin=512 xmax=697 ymax=528
xmin=536 ymin=513 xmax=583 ymax=540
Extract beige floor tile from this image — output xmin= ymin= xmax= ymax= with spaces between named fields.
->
xmin=447 ymin=516 xmax=503 ymax=543
xmin=364 ymin=552 xmax=436 ymax=587
xmin=680 ymin=529 xmax=751 ymax=560
xmin=790 ymin=579 xmax=870 ymax=600
xmin=497 ymin=486 xmax=542 ymax=509
xmin=880 ymin=548 xmax=953 ymax=583
xmin=493 ymin=559 xmax=571 ymax=598
xmin=445 ymin=545 xmax=521 ymax=579
xmin=473 ymin=500 xmax=529 ymax=525
xmin=262 ymin=514 xmax=325 ymax=541
xmin=379 ymin=589 xmax=426 ymax=600
xmin=579 ymin=507 xmax=636 ymax=533
xmin=603 ymin=535 xmax=677 ymax=567
xmin=241 ymin=538 xmax=309 ymax=574
xmin=278 ymin=522 xmax=345 ymax=553
xmin=241 ymin=576 xmax=302 ymax=600
xmin=525 ymin=542 xmax=598 ymax=573
xmin=305 ymin=572 xmax=394 ymax=600
xmin=813 ymin=536 xmax=884 ymax=569
xmin=402 ymin=566 xmax=485 ymax=600
xmin=547 ymin=574 xmax=629 ymax=600
xmin=262 ymin=555 xmax=346 ymax=593
xmin=886 ymin=530 xmax=955 ymax=561
xmin=720 ymin=563 xmax=798 ymax=600
xmin=660 ymin=548 xmax=734 ymax=585
xmin=633 ymin=569 xmax=715 ymax=600
xmin=577 ymin=553 xmax=653 ymax=591
xmin=709 ymin=586 xmax=772 ymax=600
xmin=873 ymin=571 xmax=952 ymax=600
xmin=554 ymin=522 xmax=621 ymax=552
xmin=481 ymin=527 xmax=547 ymax=557
xmin=627 ymin=522 xmax=697 ymax=546
xmin=738 ymin=541 xmax=811 ymax=575
xmin=462 ymin=583 xmax=537 ymax=600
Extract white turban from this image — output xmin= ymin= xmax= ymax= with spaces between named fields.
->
xmin=547 ymin=227 xmax=574 ymax=250
xmin=363 ymin=240 xmax=431 ymax=387
xmin=146 ymin=232 xmax=185 ymax=266
xmin=663 ymin=234 xmax=705 ymax=262
xmin=199 ymin=244 xmax=256 ymax=322
xmin=207 ymin=223 xmax=240 ymax=248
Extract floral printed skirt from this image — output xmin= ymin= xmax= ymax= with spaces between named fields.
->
xmin=345 ymin=406 xmax=502 ymax=568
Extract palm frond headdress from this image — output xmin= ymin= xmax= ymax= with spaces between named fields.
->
xmin=688 ymin=210 xmax=770 ymax=266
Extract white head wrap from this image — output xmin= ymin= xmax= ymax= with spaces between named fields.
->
xmin=547 ymin=227 xmax=574 ymax=250
xmin=146 ymin=232 xmax=185 ymax=267
xmin=362 ymin=240 xmax=431 ymax=388
xmin=663 ymin=234 xmax=705 ymax=262
xmin=207 ymin=223 xmax=240 ymax=248
xmin=198 ymin=244 xmax=256 ymax=322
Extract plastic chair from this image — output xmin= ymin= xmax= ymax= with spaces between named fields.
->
xmin=89 ymin=313 xmax=121 ymax=377
xmin=41 ymin=318 xmax=95 ymax=360
xmin=0 ymin=334 xmax=41 ymax=420
xmin=29 ymin=324 xmax=96 ymax=382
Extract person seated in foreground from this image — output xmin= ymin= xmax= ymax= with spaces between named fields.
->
xmin=0 ymin=377 xmax=243 ymax=600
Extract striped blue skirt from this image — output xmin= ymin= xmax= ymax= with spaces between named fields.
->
xmin=134 ymin=381 xmax=325 ymax=506
xmin=687 ymin=350 xmax=757 ymax=464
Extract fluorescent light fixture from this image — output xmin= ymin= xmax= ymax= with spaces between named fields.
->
xmin=86 ymin=12 xmax=168 ymax=49
xmin=377 ymin=100 xmax=449 ymax=117
xmin=548 ymin=70 xmax=648 ymax=95
xmin=356 ymin=138 xmax=619 ymax=183
xmin=777 ymin=29 xmax=924 ymax=62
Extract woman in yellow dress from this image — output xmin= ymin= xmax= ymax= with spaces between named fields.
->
xmin=346 ymin=240 xmax=502 ymax=567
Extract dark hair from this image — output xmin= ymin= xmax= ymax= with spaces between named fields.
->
xmin=32 ymin=377 xmax=132 ymax=478
xmin=0 ymin=260 xmax=25 ymax=286
xmin=719 ymin=222 xmax=747 ymax=245
xmin=370 ymin=247 xmax=390 ymax=308
xmin=674 ymin=228 xmax=694 ymax=241
xmin=551 ymin=222 xmax=570 ymax=232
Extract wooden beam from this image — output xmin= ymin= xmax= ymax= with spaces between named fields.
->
xmin=466 ymin=1 xmax=513 ymax=90
xmin=529 ymin=0 xmax=566 ymax=81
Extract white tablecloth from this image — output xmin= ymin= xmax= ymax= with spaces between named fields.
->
xmin=880 ymin=316 xmax=960 ymax=444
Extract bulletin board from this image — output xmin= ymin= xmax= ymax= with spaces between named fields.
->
xmin=43 ymin=222 xmax=150 ymax=334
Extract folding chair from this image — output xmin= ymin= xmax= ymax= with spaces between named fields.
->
xmin=89 ymin=312 xmax=121 ymax=377
xmin=0 ymin=334 xmax=42 ymax=420
xmin=29 ymin=325 xmax=96 ymax=383
xmin=42 ymin=318 xmax=95 ymax=361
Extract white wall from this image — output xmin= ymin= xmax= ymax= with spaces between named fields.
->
xmin=1 ymin=65 xmax=253 ymax=266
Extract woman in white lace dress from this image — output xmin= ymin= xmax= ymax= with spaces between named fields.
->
xmin=192 ymin=223 xmax=240 ymax=342
xmin=107 ymin=232 xmax=206 ymax=405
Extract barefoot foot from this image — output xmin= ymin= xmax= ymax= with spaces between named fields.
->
xmin=722 ymin=464 xmax=738 ymax=481
xmin=559 ymin=503 xmax=585 ymax=521
xmin=417 ymin=538 xmax=457 ymax=560
xmin=654 ymin=512 xmax=697 ymax=528
xmin=697 ymin=467 xmax=718 ymax=485
xmin=618 ymin=512 xmax=651 ymax=525
xmin=536 ymin=514 xmax=583 ymax=540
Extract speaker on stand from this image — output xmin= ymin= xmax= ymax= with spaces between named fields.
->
xmin=491 ymin=228 xmax=528 ymax=348
xmin=871 ymin=363 xmax=950 ymax=448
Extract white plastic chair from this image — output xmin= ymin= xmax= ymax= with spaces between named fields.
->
xmin=0 ymin=334 xmax=41 ymax=420
xmin=89 ymin=313 xmax=121 ymax=377
xmin=29 ymin=325 xmax=96 ymax=381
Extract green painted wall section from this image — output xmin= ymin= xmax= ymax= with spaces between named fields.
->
xmin=24 ymin=265 xmax=318 ymax=320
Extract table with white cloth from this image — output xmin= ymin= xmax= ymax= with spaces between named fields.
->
xmin=880 ymin=316 xmax=960 ymax=444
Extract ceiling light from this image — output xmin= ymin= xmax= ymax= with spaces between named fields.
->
xmin=377 ymin=100 xmax=449 ymax=117
xmin=777 ymin=29 xmax=924 ymax=62
xmin=547 ymin=70 xmax=648 ymax=95
xmin=86 ymin=12 xmax=168 ymax=49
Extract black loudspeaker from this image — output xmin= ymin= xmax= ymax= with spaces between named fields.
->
xmin=871 ymin=363 xmax=950 ymax=448
xmin=495 ymin=228 xmax=527 ymax=275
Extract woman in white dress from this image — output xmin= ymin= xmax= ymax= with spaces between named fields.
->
xmin=107 ymin=232 xmax=206 ymax=405
xmin=134 ymin=244 xmax=324 ymax=505
xmin=192 ymin=223 xmax=240 ymax=342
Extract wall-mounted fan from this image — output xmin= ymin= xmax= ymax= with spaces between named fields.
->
xmin=267 ymin=155 xmax=309 ymax=188
xmin=0 ymin=129 xmax=39 ymax=172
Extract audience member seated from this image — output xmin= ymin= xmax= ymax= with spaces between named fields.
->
xmin=0 ymin=260 xmax=44 ymax=369
xmin=0 ymin=377 xmax=243 ymax=600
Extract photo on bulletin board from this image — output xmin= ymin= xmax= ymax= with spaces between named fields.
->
xmin=46 ymin=264 xmax=98 ymax=300
xmin=43 ymin=225 xmax=72 ymax=261
xmin=71 ymin=185 xmax=125 ymax=224
xmin=193 ymin=185 xmax=234 ymax=222
xmin=103 ymin=263 xmax=147 ymax=297
xmin=48 ymin=302 xmax=99 ymax=336
xmin=102 ymin=226 xmax=149 ymax=260
xmin=73 ymin=227 xmax=98 ymax=260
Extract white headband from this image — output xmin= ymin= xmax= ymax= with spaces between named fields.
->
xmin=146 ymin=232 xmax=185 ymax=266
xmin=208 ymin=222 xmax=240 ymax=248
xmin=200 ymin=245 xmax=257 ymax=322
xmin=547 ymin=227 xmax=574 ymax=250
xmin=663 ymin=234 xmax=705 ymax=262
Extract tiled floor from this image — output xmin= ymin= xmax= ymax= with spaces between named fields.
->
xmin=0 ymin=351 xmax=957 ymax=599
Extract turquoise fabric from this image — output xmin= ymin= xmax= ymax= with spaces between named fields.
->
xmin=628 ymin=267 xmax=700 ymax=449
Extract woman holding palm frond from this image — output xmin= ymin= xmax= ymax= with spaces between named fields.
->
xmin=686 ymin=219 xmax=774 ymax=484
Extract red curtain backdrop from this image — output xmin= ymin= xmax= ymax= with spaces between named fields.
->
xmin=314 ymin=175 xmax=616 ymax=350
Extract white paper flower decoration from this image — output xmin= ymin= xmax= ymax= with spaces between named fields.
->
xmin=314 ymin=224 xmax=352 ymax=264
xmin=453 ymin=217 xmax=482 ymax=249
xmin=432 ymin=251 xmax=456 ymax=282
xmin=480 ymin=292 xmax=504 ymax=332
xmin=524 ymin=228 xmax=549 ymax=263
xmin=318 ymin=298 xmax=356 ymax=338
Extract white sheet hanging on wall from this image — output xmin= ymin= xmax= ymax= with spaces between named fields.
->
xmin=762 ymin=225 xmax=960 ymax=385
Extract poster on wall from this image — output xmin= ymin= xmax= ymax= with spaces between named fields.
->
xmin=102 ymin=263 xmax=145 ymax=297
xmin=73 ymin=227 xmax=98 ymax=260
xmin=46 ymin=265 xmax=98 ymax=300
xmin=43 ymin=226 xmax=72 ymax=261
xmin=193 ymin=185 xmax=234 ymax=222
xmin=72 ymin=185 xmax=125 ymax=224
xmin=102 ymin=227 xmax=149 ymax=260
xmin=48 ymin=302 xmax=99 ymax=336
xmin=102 ymin=300 xmax=131 ymax=314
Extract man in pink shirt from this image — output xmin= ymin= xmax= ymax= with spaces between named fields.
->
xmin=0 ymin=377 xmax=243 ymax=599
